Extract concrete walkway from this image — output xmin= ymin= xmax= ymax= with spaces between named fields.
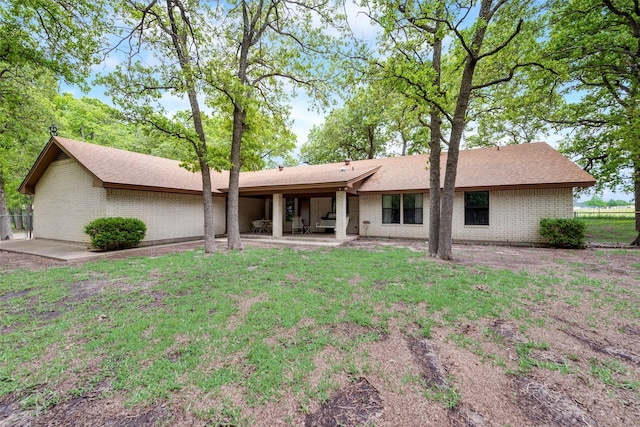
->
xmin=0 ymin=234 xmax=358 ymax=262
xmin=0 ymin=238 xmax=101 ymax=262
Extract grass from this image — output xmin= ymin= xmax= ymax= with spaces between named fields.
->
xmin=580 ymin=216 xmax=637 ymax=244
xmin=1 ymin=245 xmax=638 ymax=421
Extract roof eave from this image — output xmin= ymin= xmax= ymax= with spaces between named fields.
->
xmin=358 ymin=180 xmax=596 ymax=194
xmin=225 ymin=166 xmax=381 ymax=195
xmin=18 ymin=137 xmax=60 ymax=195
xmin=101 ymin=182 xmax=222 ymax=196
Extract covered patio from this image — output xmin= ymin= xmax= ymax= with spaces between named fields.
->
xmin=233 ymin=160 xmax=380 ymax=241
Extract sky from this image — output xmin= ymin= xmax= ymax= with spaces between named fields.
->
xmin=61 ymin=1 xmax=379 ymax=152
xmin=59 ymin=2 xmax=633 ymax=203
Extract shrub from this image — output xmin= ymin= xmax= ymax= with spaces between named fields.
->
xmin=84 ymin=217 xmax=146 ymax=250
xmin=539 ymin=218 xmax=586 ymax=249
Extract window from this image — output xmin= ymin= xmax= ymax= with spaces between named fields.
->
xmin=382 ymin=194 xmax=400 ymax=223
xmin=285 ymin=198 xmax=294 ymax=222
xmin=465 ymin=191 xmax=489 ymax=225
xmin=403 ymin=193 xmax=423 ymax=224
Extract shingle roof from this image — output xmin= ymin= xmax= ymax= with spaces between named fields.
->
xmin=230 ymin=163 xmax=381 ymax=193
xmin=20 ymin=137 xmax=228 ymax=195
xmin=20 ymin=138 xmax=595 ymax=196
xmin=356 ymin=142 xmax=596 ymax=192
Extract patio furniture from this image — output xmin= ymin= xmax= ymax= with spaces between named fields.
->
xmin=292 ymin=216 xmax=303 ymax=234
xmin=316 ymin=212 xmax=336 ymax=233
xmin=315 ymin=215 xmax=350 ymax=233
xmin=251 ymin=220 xmax=265 ymax=233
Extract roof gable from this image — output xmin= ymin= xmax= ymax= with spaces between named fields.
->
xmin=20 ymin=137 xmax=228 ymax=195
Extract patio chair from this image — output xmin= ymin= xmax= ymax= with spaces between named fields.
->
xmin=292 ymin=216 xmax=303 ymax=234
xmin=251 ymin=220 xmax=264 ymax=233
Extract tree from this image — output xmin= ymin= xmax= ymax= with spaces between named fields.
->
xmin=53 ymin=93 xmax=175 ymax=155
xmin=0 ymin=0 xmax=110 ymax=240
xmin=102 ymin=0 xmax=225 ymax=253
xmin=201 ymin=0 xmax=346 ymax=249
xmin=0 ymin=66 xmax=58 ymax=239
xmin=105 ymin=0 xmax=343 ymax=250
xmin=301 ymin=87 xmax=391 ymax=163
xmin=545 ymin=0 xmax=640 ymax=245
xmin=300 ymin=84 xmax=427 ymax=164
xmin=369 ymin=0 xmax=543 ymax=259
xmin=584 ymin=195 xmax=607 ymax=208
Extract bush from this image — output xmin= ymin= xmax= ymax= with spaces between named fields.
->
xmin=84 ymin=217 xmax=146 ymax=250
xmin=539 ymin=218 xmax=586 ymax=249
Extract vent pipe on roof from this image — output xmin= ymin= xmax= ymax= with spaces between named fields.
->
xmin=345 ymin=158 xmax=351 ymax=165
xmin=278 ymin=165 xmax=284 ymax=171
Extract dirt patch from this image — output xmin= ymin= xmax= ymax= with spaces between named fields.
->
xmin=0 ymin=289 xmax=32 ymax=302
xmin=2 ymin=239 xmax=640 ymax=426
xmin=329 ymin=321 xmax=388 ymax=342
xmin=516 ymin=377 xmax=598 ymax=427
xmin=304 ymin=377 xmax=383 ymax=427
xmin=407 ymin=337 xmax=448 ymax=388
xmin=448 ymin=404 xmax=491 ymax=427
xmin=561 ymin=328 xmax=640 ymax=367
xmin=0 ymin=251 xmax=65 ymax=272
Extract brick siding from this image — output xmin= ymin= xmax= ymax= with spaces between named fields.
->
xmin=33 ymin=159 xmax=107 ymax=243
xmin=33 ymin=159 xmax=227 ymax=244
xmin=359 ymin=188 xmax=573 ymax=243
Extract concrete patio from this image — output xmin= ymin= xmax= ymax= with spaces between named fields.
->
xmin=0 ymin=233 xmax=359 ymax=262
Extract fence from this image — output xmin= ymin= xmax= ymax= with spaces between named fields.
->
xmin=1 ymin=213 xmax=33 ymax=240
xmin=573 ymin=209 xmax=635 ymax=219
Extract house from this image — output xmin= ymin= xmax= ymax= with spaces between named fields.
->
xmin=19 ymin=136 xmax=595 ymax=246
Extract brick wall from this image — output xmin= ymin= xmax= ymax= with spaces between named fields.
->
xmin=359 ymin=193 xmax=429 ymax=239
xmin=106 ymin=188 xmax=225 ymax=242
xmin=451 ymin=188 xmax=573 ymax=243
xmin=33 ymin=158 xmax=228 ymax=244
xmin=33 ymin=159 xmax=107 ymax=243
xmin=359 ymin=188 xmax=573 ymax=243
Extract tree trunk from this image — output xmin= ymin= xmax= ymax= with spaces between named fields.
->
xmin=165 ymin=0 xmax=216 ymax=253
xmin=226 ymin=2 xmax=253 ymax=250
xmin=428 ymin=18 xmax=443 ymax=258
xmin=199 ymin=159 xmax=217 ymax=253
xmin=632 ymin=159 xmax=640 ymax=246
xmin=0 ymin=169 xmax=14 ymax=241
xmin=401 ymin=133 xmax=408 ymax=156
xmin=227 ymin=104 xmax=245 ymax=250
xmin=368 ymin=126 xmax=375 ymax=159
xmin=436 ymin=0 xmax=492 ymax=260
xmin=14 ymin=208 xmax=24 ymax=230
xmin=186 ymin=86 xmax=216 ymax=253
xmin=26 ymin=203 xmax=33 ymax=239
xmin=428 ymin=122 xmax=441 ymax=257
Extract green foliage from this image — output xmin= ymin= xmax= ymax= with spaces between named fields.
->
xmin=581 ymin=217 xmax=636 ymax=244
xmin=546 ymin=0 xmax=640 ymax=204
xmin=300 ymin=84 xmax=427 ymax=164
xmin=584 ymin=195 xmax=607 ymax=208
xmin=539 ymin=218 xmax=586 ymax=249
xmin=84 ymin=217 xmax=147 ymax=251
xmin=1 ymin=0 xmax=110 ymax=86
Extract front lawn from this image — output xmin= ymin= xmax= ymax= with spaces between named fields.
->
xmin=1 ymin=244 xmax=639 ymax=426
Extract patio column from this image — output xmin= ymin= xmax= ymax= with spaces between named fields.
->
xmin=335 ymin=190 xmax=347 ymax=240
xmin=272 ymin=193 xmax=283 ymax=237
